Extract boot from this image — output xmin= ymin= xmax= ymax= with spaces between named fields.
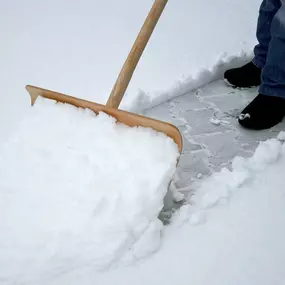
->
xmin=238 ymin=94 xmax=285 ymax=130
xmin=224 ymin=62 xmax=261 ymax=88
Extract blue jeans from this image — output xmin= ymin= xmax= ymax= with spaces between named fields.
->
xmin=253 ymin=0 xmax=285 ymax=98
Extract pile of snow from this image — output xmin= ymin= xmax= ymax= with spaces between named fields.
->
xmin=25 ymin=133 xmax=285 ymax=285
xmin=0 ymin=98 xmax=179 ymax=283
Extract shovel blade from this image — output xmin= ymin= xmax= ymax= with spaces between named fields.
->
xmin=26 ymin=85 xmax=183 ymax=153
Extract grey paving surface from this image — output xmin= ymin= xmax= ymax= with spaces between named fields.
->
xmin=144 ymin=79 xmax=285 ymax=215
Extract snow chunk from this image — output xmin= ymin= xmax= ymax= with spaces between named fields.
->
xmin=277 ymin=131 xmax=285 ymax=141
xmin=210 ymin=118 xmax=221 ymax=126
xmin=197 ymin=173 xmax=203 ymax=179
xmin=239 ymin=113 xmax=250 ymax=120
xmin=0 ymin=97 xmax=179 ymax=282
xmin=172 ymin=191 xmax=185 ymax=203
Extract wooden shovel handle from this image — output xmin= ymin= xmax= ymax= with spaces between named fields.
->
xmin=106 ymin=0 xmax=168 ymax=109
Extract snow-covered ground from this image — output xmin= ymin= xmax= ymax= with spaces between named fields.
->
xmin=2 ymin=0 xmax=285 ymax=284
xmin=0 ymin=0 xmax=260 ymax=137
xmin=50 ymin=132 xmax=285 ymax=285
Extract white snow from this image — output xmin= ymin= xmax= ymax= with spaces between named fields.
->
xmin=171 ymin=190 xmax=185 ymax=203
xmin=0 ymin=0 xmax=261 ymax=139
xmin=239 ymin=113 xmax=251 ymax=120
xmin=277 ymin=131 xmax=285 ymax=141
xmin=210 ymin=118 xmax=221 ymax=126
xmin=37 ymin=136 xmax=285 ymax=285
xmin=0 ymin=98 xmax=179 ymax=283
xmin=2 ymin=0 xmax=285 ymax=284
xmin=197 ymin=173 xmax=203 ymax=179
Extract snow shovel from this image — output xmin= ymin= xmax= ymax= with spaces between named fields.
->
xmin=25 ymin=0 xmax=183 ymax=156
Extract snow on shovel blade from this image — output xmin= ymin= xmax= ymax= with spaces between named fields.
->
xmin=25 ymin=0 xmax=183 ymax=164
xmin=26 ymin=85 xmax=183 ymax=155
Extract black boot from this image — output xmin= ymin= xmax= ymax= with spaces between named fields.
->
xmin=238 ymin=94 xmax=285 ymax=130
xmin=224 ymin=62 xmax=262 ymax=88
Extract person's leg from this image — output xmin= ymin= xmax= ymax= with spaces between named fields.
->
xmin=224 ymin=0 xmax=281 ymax=88
xmin=253 ymin=0 xmax=282 ymax=69
xmin=259 ymin=1 xmax=285 ymax=97
xmin=238 ymin=1 xmax=285 ymax=130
